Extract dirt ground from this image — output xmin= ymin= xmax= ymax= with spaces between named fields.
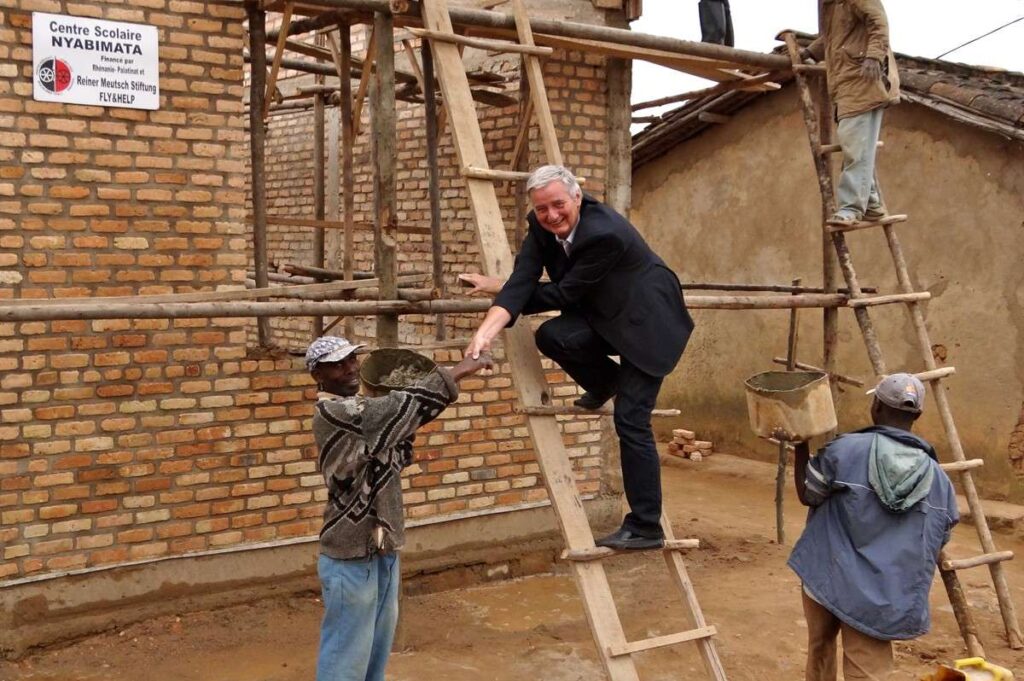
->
xmin=4 ymin=451 xmax=1024 ymax=681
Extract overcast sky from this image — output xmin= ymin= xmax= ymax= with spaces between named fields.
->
xmin=631 ymin=1 xmax=1024 ymax=123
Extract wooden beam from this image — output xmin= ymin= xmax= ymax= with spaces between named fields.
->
xmin=697 ymin=111 xmax=731 ymax=124
xmin=264 ymin=3 xmax=295 ymax=119
xmin=631 ymin=70 xmax=783 ymax=111
xmin=0 ymin=298 xmax=493 ymax=323
xmin=422 ymin=39 xmax=446 ymax=340
xmin=371 ymin=10 xmax=399 ymax=346
xmin=339 ymin=22 xmax=357 ymax=337
xmin=284 ymin=37 xmax=333 ymax=61
xmin=408 ymin=26 xmax=553 ymax=56
xmin=247 ymin=3 xmax=272 ymax=346
xmin=312 ymin=31 xmax=327 ymax=337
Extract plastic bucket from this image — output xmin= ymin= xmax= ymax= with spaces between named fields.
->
xmin=359 ymin=348 xmax=436 ymax=397
xmin=744 ymin=370 xmax=837 ymax=441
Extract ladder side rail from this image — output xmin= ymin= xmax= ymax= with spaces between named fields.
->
xmin=883 ymin=224 xmax=1024 ymax=648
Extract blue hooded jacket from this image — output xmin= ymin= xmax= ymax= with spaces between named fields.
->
xmin=788 ymin=425 xmax=959 ymax=640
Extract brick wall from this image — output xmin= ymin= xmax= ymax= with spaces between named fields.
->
xmin=0 ymin=4 xmax=618 ymax=583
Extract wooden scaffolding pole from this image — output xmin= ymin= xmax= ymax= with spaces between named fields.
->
xmin=246 ymin=1 xmax=273 ymax=346
xmin=371 ymin=11 xmax=399 ymax=346
xmin=421 ymin=39 xmax=446 ymax=340
xmin=339 ymin=23 xmax=357 ymax=337
xmin=312 ymin=33 xmax=327 ymax=337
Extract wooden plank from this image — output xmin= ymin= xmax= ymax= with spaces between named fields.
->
xmin=943 ymin=551 xmax=1015 ymax=572
xmin=511 ymin=0 xmax=562 ymax=165
xmin=264 ymin=2 xmax=295 ymax=119
xmin=408 ymin=26 xmax=553 ymax=56
xmin=608 ymin=626 xmax=717 ymax=658
xmin=420 ymin=1 xmax=637 ymax=678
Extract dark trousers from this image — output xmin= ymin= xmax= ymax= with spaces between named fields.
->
xmin=535 ymin=313 xmax=665 ymax=538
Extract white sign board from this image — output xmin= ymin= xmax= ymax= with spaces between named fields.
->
xmin=32 ymin=12 xmax=159 ymax=110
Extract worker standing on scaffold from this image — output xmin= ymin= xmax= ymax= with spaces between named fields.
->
xmin=801 ymin=0 xmax=901 ymax=226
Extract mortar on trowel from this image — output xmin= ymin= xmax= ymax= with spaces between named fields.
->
xmin=359 ymin=348 xmax=436 ymax=397
xmin=744 ymin=370 xmax=837 ymax=442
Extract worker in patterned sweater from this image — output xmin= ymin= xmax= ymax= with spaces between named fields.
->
xmin=305 ymin=336 xmax=492 ymax=681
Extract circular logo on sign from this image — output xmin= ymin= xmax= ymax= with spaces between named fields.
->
xmin=36 ymin=57 xmax=73 ymax=94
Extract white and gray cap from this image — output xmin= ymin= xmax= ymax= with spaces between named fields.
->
xmin=305 ymin=336 xmax=365 ymax=371
xmin=867 ymin=372 xmax=926 ymax=413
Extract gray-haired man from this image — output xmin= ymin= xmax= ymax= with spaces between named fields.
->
xmin=459 ymin=165 xmax=695 ymax=551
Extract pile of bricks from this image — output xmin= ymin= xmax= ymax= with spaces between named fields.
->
xmin=666 ymin=429 xmax=714 ymax=461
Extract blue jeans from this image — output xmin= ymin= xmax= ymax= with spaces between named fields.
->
xmin=834 ymin=107 xmax=885 ymax=220
xmin=316 ymin=552 xmax=400 ymax=681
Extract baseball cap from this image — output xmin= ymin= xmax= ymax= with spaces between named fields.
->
xmin=867 ymin=373 xmax=926 ymax=413
xmin=305 ymin=336 xmax=365 ymax=371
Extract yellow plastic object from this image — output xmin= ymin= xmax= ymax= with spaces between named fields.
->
xmin=954 ymin=658 xmax=1015 ymax=681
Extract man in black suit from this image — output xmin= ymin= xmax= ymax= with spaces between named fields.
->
xmin=460 ymin=165 xmax=694 ymax=550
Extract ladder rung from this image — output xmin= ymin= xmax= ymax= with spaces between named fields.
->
xmin=462 ymin=166 xmax=532 ymax=182
xmin=819 ymin=140 xmax=884 ymax=155
xmin=914 ymin=366 xmax=956 ymax=382
xmin=942 ymin=551 xmax=1014 ymax=572
xmin=941 ymin=458 xmax=984 ymax=473
xmin=608 ymin=625 xmax=717 ymax=657
xmin=848 ymin=291 xmax=930 ymax=308
xmin=792 ymin=63 xmax=827 ymax=73
xmin=517 ymin=405 xmax=681 ymax=417
xmin=408 ymin=27 xmax=554 ymax=57
xmin=561 ymin=538 xmax=699 ymax=562
xmin=827 ymin=214 xmax=908 ymax=233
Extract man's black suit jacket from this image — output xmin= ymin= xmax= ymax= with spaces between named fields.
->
xmin=493 ymin=194 xmax=694 ymax=378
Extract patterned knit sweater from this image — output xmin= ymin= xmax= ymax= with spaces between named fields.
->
xmin=312 ymin=368 xmax=458 ymax=560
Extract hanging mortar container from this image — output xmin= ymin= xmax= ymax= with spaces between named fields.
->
xmin=359 ymin=348 xmax=436 ymax=397
xmin=744 ymin=370 xmax=837 ymax=441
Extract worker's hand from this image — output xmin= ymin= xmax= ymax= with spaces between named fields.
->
xmin=799 ymin=47 xmax=815 ymax=64
xmin=450 ymin=351 xmax=494 ymax=382
xmin=770 ymin=427 xmax=796 ymax=443
xmin=860 ymin=57 xmax=882 ymax=81
xmin=465 ymin=330 xmax=494 ymax=361
xmin=458 ymin=272 xmax=503 ymax=296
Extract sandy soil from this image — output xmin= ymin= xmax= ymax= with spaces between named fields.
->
xmin=4 ymin=452 xmax=1024 ymax=681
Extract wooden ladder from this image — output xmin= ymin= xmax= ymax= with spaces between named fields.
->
xmin=420 ymin=0 xmax=727 ymax=678
xmin=781 ymin=33 xmax=1023 ymax=657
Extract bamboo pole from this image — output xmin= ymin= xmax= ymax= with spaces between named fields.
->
xmin=371 ymin=11 xmax=399 ymax=347
xmin=422 ymin=39 xmax=446 ymax=341
xmin=246 ymin=2 xmax=273 ymax=346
